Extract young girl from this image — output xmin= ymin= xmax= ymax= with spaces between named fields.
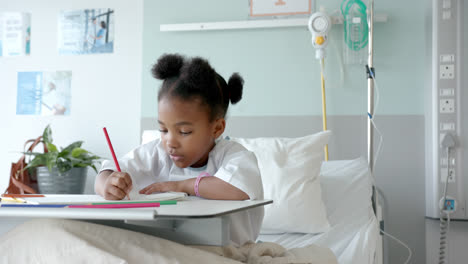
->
xmin=95 ymin=53 xmax=264 ymax=246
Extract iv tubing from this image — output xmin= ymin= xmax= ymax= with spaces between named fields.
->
xmin=320 ymin=58 xmax=329 ymax=161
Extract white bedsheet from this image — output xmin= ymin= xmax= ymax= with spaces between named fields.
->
xmin=258 ymin=158 xmax=379 ymax=264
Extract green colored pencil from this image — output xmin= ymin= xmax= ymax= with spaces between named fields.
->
xmin=92 ymin=200 xmax=177 ymax=205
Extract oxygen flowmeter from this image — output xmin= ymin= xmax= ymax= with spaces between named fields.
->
xmin=308 ymin=8 xmax=332 ymax=161
xmin=308 ymin=11 xmax=332 ymax=59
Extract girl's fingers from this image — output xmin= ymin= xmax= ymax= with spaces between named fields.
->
xmin=111 ymin=175 xmax=130 ymax=190
xmin=139 ymin=186 xmax=150 ymax=194
xmin=139 ymin=182 xmax=177 ymax=194
xmin=123 ymin=174 xmax=132 ymax=186
xmin=104 ymin=189 xmax=122 ymax=200
xmin=104 ymin=193 xmax=119 ymax=200
xmin=139 ymin=184 xmax=158 ymax=194
xmin=108 ymin=185 xmax=127 ymax=200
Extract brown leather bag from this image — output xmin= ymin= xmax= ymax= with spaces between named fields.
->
xmin=5 ymin=136 xmax=48 ymax=194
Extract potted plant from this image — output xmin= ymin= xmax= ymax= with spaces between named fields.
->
xmin=24 ymin=125 xmax=102 ymax=194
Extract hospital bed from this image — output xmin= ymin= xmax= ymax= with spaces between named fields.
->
xmin=141 ymin=128 xmax=383 ymax=264
xmin=0 ymin=128 xmax=382 ymax=264
xmin=258 ymin=158 xmax=380 ymax=264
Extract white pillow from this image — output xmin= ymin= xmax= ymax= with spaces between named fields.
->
xmin=319 ymin=158 xmax=373 ymax=226
xmin=231 ymin=130 xmax=331 ymax=234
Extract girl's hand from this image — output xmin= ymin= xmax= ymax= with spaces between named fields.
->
xmin=102 ymin=171 xmax=133 ymax=200
xmin=139 ymin=181 xmax=183 ymax=195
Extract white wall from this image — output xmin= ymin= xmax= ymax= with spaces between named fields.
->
xmin=0 ymin=0 xmax=143 ymax=193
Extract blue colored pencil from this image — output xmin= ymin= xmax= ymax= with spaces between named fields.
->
xmin=0 ymin=204 xmax=68 ymax=208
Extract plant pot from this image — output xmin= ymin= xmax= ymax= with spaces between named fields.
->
xmin=36 ymin=167 xmax=87 ymax=194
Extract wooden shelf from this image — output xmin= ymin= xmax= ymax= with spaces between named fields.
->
xmin=160 ymin=14 xmax=388 ymax=32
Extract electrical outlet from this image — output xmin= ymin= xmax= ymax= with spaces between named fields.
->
xmin=440 ymin=64 xmax=455 ymax=79
xmin=443 ymin=199 xmax=455 ymax=211
xmin=440 ymin=99 xmax=455 ymax=113
xmin=439 ymin=196 xmax=457 ymax=212
xmin=440 ymin=168 xmax=455 ymax=183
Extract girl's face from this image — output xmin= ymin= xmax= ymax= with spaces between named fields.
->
xmin=158 ymin=96 xmax=225 ymax=168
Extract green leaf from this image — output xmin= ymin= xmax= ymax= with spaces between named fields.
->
xmin=46 ymin=143 xmax=58 ymax=153
xmin=85 ymin=155 xmax=101 ymax=161
xmin=74 ymin=162 xmax=90 ymax=168
xmin=90 ymin=164 xmax=98 ymax=173
xmin=71 ymin=148 xmax=88 ymax=158
xmin=57 ymin=158 xmax=72 ymax=173
xmin=24 ymin=155 xmax=47 ymax=170
xmin=42 ymin=125 xmax=53 ymax=144
xmin=45 ymin=152 xmax=58 ymax=171
xmin=60 ymin=141 xmax=83 ymax=157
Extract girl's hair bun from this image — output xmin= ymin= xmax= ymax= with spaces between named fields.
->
xmin=181 ymin=57 xmax=215 ymax=88
xmin=151 ymin=53 xmax=185 ymax=80
xmin=228 ymin=73 xmax=244 ymax=104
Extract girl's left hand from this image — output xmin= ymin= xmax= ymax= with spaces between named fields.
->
xmin=139 ymin=181 xmax=183 ymax=195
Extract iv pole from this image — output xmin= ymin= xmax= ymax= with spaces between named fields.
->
xmin=367 ymin=0 xmax=375 ymax=172
xmin=367 ymin=3 xmax=385 ymax=264
xmin=367 ymin=0 xmax=381 ymax=228
xmin=367 ymin=3 xmax=384 ymax=264
xmin=367 ymin=0 xmax=377 ymax=204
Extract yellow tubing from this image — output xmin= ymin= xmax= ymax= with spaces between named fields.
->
xmin=320 ymin=58 xmax=329 ymax=161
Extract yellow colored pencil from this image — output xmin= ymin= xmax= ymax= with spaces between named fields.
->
xmin=0 ymin=197 xmax=27 ymax=203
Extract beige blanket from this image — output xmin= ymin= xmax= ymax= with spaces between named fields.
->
xmin=0 ymin=219 xmax=337 ymax=264
xmin=192 ymin=242 xmax=337 ymax=264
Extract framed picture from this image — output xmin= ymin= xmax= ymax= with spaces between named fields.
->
xmin=16 ymin=71 xmax=72 ymax=116
xmin=249 ymin=0 xmax=312 ymax=17
xmin=0 ymin=12 xmax=31 ymax=57
xmin=58 ymin=8 xmax=114 ymax=55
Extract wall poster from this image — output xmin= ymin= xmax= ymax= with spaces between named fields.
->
xmin=16 ymin=71 xmax=72 ymax=116
xmin=0 ymin=12 xmax=31 ymax=57
xmin=249 ymin=0 xmax=312 ymax=17
xmin=58 ymin=8 xmax=114 ymax=55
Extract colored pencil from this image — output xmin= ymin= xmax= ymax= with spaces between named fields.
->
xmin=68 ymin=202 xmax=160 ymax=209
xmin=92 ymin=200 xmax=177 ymax=205
xmin=0 ymin=203 xmax=160 ymax=209
xmin=0 ymin=197 xmax=39 ymax=205
xmin=0 ymin=204 xmax=68 ymax=208
xmin=103 ymin=127 xmax=130 ymax=200
xmin=2 ymin=194 xmax=45 ymax=198
xmin=0 ymin=197 xmax=27 ymax=203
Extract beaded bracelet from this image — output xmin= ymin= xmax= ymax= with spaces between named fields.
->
xmin=194 ymin=172 xmax=210 ymax=197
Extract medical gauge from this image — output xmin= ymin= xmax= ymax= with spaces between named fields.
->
xmin=308 ymin=11 xmax=331 ymax=59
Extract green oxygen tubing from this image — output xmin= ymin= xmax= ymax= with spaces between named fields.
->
xmin=341 ymin=0 xmax=369 ymax=51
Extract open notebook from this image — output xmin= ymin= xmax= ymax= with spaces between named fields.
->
xmin=21 ymin=192 xmax=187 ymax=205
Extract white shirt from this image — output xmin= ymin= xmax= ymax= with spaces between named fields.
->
xmin=99 ymin=138 xmax=264 ymax=246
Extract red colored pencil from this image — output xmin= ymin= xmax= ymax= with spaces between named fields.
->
xmin=103 ymin=127 xmax=121 ymax=172
xmin=103 ymin=127 xmax=129 ymax=200
xmin=68 ymin=202 xmax=160 ymax=209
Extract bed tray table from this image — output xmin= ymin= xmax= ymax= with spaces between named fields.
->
xmin=0 ymin=196 xmax=272 ymax=246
